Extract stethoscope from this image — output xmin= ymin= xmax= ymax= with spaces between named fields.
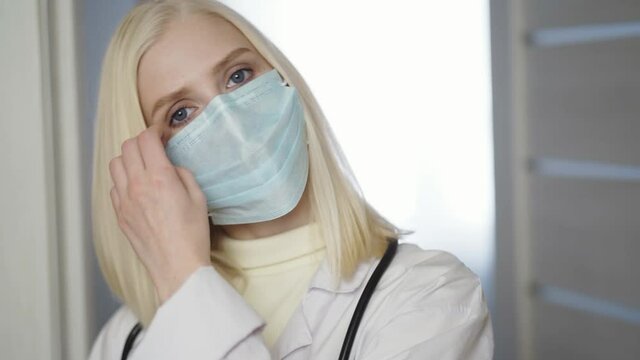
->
xmin=122 ymin=239 xmax=398 ymax=360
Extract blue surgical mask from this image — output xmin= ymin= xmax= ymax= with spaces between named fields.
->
xmin=165 ymin=69 xmax=309 ymax=225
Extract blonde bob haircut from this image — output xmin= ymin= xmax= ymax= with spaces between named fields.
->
xmin=92 ymin=0 xmax=404 ymax=327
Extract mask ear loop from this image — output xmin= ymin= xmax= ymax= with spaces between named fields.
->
xmin=278 ymin=72 xmax=307 ymax=147
xmin=276 ymin=70 xmax=288 ymax=87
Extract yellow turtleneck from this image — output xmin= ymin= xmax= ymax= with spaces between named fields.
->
xmin=214 ymin=223 xmax=326 ymax=347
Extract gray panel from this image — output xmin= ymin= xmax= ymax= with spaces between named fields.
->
xmin=530 ymin=176 xmax=640 ymax=308
xmin=526 ymin=0 xmax=640 ymax=29
xmin=491 ymin=0 xmax=519 ymax=358
xmin=526 ymin=38 xmax=640 ymax=167
xmin=535 ymin=300 xmax=640 ymax=360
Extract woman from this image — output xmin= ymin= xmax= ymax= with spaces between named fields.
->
xmin=89 ymin=0 xmax=493 ymax=359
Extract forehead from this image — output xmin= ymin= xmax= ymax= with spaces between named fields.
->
xmin=137 ymin=13 xmax=254 ymax=95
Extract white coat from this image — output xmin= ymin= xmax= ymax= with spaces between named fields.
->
xmin=89 ymin=243 xmax=494 ymax=359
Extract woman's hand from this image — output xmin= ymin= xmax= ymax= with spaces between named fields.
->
xmin=109 ymin=128 xmax=211 ymax=303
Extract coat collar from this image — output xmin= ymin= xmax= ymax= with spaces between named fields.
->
xmin=272 ymin=257 xmax=378 ymax=359
xmin=309 ymin=257 xmax=378 ymax=293
xmin=271 ymin=303 xmax=312 ymax=359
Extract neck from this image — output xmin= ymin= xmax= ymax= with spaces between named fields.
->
xmin=220 ymin=186 xmax=312 ymax=240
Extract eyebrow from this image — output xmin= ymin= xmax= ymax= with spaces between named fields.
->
xmin=149 ymin=47 xmax=252 ymax=120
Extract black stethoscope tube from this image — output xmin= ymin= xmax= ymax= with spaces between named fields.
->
xmin=338 ymin=239 xmax=398 ymax=360
xmin=122 ymin=239 xmax=398 ymax=360
xmin=121 ymin=322 xmax=142 ymax=360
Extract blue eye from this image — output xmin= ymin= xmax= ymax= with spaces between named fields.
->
xmin=169 ymin=107 xmax=195 ymax=127
xmin=226 ymin=68 xmax=253 ymax=89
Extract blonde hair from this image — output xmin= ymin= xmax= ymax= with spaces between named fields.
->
xmin=92 ymin=0 xmax=405 ymax=327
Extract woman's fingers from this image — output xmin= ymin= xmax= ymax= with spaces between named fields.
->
xmin=110 ymin=186 xmax=138 ymax=244
xmin=138 ymin=128 xmax=173 ymax=172
xmin=176 ymin=167 xmax=206 ymax=204
xmin=121 ymin=137 xmax=145 ymax=178
xmin=109 ymin=156 xmax=128 ymax=196
xmin=109 ymin=185 xmax=121 ymax=212
xmin=109 ymin=130 xmax=212 ymax=304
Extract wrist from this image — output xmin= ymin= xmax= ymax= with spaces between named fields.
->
xmin=156 ymin=260 xmax=211 ymax=303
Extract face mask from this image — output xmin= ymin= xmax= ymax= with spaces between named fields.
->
xmin=165 ymin=69 xmax=309 ymax=225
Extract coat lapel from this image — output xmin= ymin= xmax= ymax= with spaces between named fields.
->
xmin=272 ymin=257 xmax=378 ymax=359
xmin=271 ymin=303 xmax=312 ymax=359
